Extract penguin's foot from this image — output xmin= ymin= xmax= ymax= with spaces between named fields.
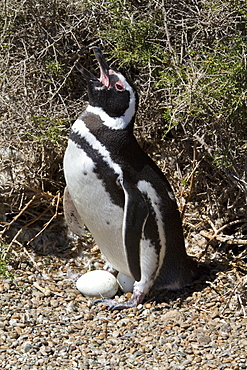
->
xmin=95 ymin=290 xmax=145 ymax=311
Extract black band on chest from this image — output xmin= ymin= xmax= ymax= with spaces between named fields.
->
xmin=69 ymin=129 xmax=124 ymax=209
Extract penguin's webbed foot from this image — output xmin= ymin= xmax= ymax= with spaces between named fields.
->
xmin=94 ymin=290 xmax=145 ymax=311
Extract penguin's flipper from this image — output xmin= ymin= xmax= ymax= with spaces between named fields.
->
xmin=119 ymin=176 xmax=149 ymax=282
xmin=63 ymin=187 xmax=85 ymax=236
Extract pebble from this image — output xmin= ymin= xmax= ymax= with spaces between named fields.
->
xmin=0 ymin=242 xmax=246 ymax=370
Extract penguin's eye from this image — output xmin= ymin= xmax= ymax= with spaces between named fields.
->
xmin=115 ymin=84 xmax=124 ymax=91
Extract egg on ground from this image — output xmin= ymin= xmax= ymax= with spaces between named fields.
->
xmin=117 ymin=272 xmax=135 ymax=293
xmin=76 ymin=270 xmax=119 ymax=298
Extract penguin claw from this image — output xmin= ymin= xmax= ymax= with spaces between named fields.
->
xmin=94 ymin=298 xmax=123 ymax=310
xmin=94 ymin=298 xmax=136 ymax=311
xmin=94 ymin=291 xmax=145 ymax=311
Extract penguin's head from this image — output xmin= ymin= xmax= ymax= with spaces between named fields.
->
xmin=78 ymin=47 xmax=138 ymax=123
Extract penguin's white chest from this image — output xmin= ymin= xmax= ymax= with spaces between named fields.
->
xmin=63 ymin=140 xmax=132 ymax=276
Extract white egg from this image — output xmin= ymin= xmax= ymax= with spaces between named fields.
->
xmin=76 ymin=270 xmax=119 ymax=298
xmin=117 ymin=272 xmax=135 ymax=293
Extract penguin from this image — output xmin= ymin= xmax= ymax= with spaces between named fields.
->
xmin=63 ymin=46 xmax=198 ymax=310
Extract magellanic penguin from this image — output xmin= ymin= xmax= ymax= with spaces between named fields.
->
xmin=63 ymin=46 xmax=198 ymax=310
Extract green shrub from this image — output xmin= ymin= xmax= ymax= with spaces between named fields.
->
xmin=0 ymin=244 xmax=14 ymax=281
xmin=1 ymin=0 xmax=246 ymax=242
xmin=28 ymin=116 xmax=68 ymax=145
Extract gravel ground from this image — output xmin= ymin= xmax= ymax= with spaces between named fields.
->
xmin=1 ymin=227 xmax=247 ymax=370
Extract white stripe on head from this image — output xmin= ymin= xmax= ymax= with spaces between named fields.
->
xmin=87 ymin=72 xmax=136 ymax=130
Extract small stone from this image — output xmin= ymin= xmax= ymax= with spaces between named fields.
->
xmin=240 ymin=339 xmax=247 ymax=346
xmin=197 ymin=334 xmax=211 ymax=345
xmin=35 ymin=359 xmax=44 ymax=366
xmin=40 ymin=346 xmax=49 ymax=356
xmin=0 ymin=322 xmax=5 ymax=329
xmin=3 ymin=282 xmax=10 ymax=291
xmin=99 ymin=305 xmax=108 ymax=310
xmin=45 ymin=346 xmax=52 ymax=353
xmin=23 ymin=342 xmax=32 ymax=353
xmin=84 ymin=313 xmax=93 ymax=320
xmin=117 ymin=319 xmax=131 ymax=327
xmin=205 ymin=353 xmax=214 ymax=360
xmin=125 ymin=292 xmax=132 ymax=300
xmin=211 ymin=309 xmax=219 ymax=318
xmin=1 ymin=219 xmax=246 ymax=370
xmin=31 ymin=299 xmax=40 ymax=307
xmin=96 ymin=334 xmax=105 ymax=340
xmin=163 ymin=310 xmax=183 ymax=322
xmin=50 ymin=299 xmax=59 ymax=307
xmin=14 ymin=326 xmax=23 ymax=334
xmin=11 ymin=314 xmax=21 ymax=320
xmin=112 ymin=330 xmax=120 ymax=338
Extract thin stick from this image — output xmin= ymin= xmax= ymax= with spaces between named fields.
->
xmin=1 ymin=207 xmax=50 ymax=259
xmin=181 ymin=143 xmax=200 ymax=220
xmin=200 ymin=230 xmax=247 ymax=245
xmin=1 ymin=195 xmax=36 ymax=235
xmin=26 ymin=192 xmax=61 ymax=246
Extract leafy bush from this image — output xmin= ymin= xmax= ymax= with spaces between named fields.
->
xmin=0 ymin=243 xmax=14 ymax=281
xmin=0 ymin=0 xmax=246 ymax=257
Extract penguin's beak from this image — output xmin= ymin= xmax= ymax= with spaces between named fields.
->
xmin=90 ymin=46 xmax=110 ymax=88
xmin=77 ymin=47 xmax=111 ymax=88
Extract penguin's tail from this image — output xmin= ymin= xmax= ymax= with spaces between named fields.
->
xmin=153 ymin=256 xmax=202 ymax=291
